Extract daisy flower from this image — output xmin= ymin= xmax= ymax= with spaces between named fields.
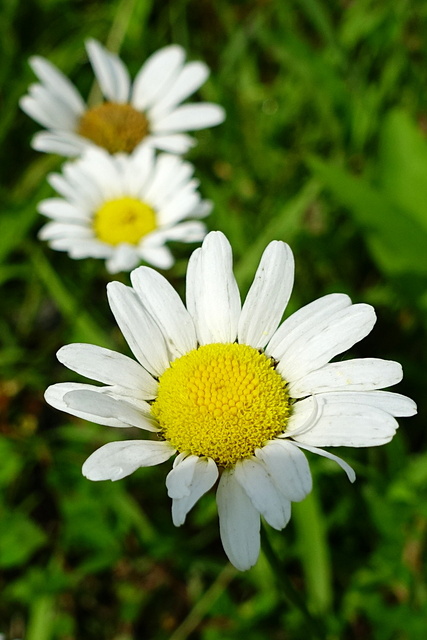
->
xmin=45 ymin=232 xmax=416 ymax=570
xmin=38 ymin=146 xmax=211 ymax=273
xmin=20 ymin=39 xmax=225 ymax=157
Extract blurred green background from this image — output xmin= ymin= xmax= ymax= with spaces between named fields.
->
xmin=1 ymin=0 xmax=427 ymax=638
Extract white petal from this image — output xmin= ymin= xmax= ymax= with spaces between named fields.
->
xmin=157 ymin=176 xmax=199 ymax=212
xmin=289 ymin=397 xmax=399 ymax=447
xmin=216 ymin=468 xmax=260 ymax=571
xmin=138 ymin=243 xmax=175 ymax=270
xmin=20 ymin=88 xmax=77 ymax=130
xmin=65 ymin=148 xmax=123 ymax=203
xmin=82 ymin=440 xmax=175 ymax=481
xmin=186 ymin=231 xmax=241 ymax=345
xmin=186 ymin=199 xmax=212 ymax=219
xmin=167 ymin=456 xmax=218 ymax=526
xmin=85 ymin=39 xmax=130 ymax=103
xmin=267 ymin=293 xmax=351 ymax=360
xmin=38 ymin=198 xmax=89 ymax=222
xmin=49 ymin=237 xmax=111 ymax=259
xmin=29 ymin=55 xmax=85 ymax=114
xmin=45 ymin=382 xmax=137 ymax=428
xmin=57 ymin=343 xmax=158 ymax=398
xmin=120 ymin=144 xmax=155 ymax=196
xmin=238 ymin=242 xmax=294 ymax=349
xmin=289 ymin=358 xmax=403 ymax=398
xmin=293 ymin=442 xmax=356 ymax=482
xmin=172 ymin=451 xmax=188 ymax=469
xmin=149 ymin=61 xmax=209 ymax=119
xmin=142 ymin=153 xmax=186 ymax=205
xmin=39 ymin=221 xmax=91 ymax=241
xmin=145 ymin=133 xmax=196 ymax=154
xmin=20 ymin=94 xmax=51 ymax=128
xmin=48 ymin=169 xmax=94 ymax=208
xmin=157 ymin=189 xmax=200 ymax=227
xmin=32 ymin=130 xmax=92 ymax=156
xmin=285 ymin=394 xmax=325 ymax=437
xmin=64 ymin=389 xmax=158 ymax=431
xmin=131 ymin=45 xmax=185 ymax=110
xmin=166 ymin=454 xmax=196 ymax=498
xmin=31 ymin=83 xmax=81 ymax=127
xmin=130 ymin=266 xmax=197 ymax=360
xmin=152 ymin=103 xmax=225 ymax=133
xmin=155 ymin=221 xmax=207 ymax=243
xmin=185 ymin=247 xmax=201 ymax=321
xmin=276 ymin=303 xmax=377 ymax=382
xmin=107 ymin=281 xmax=169 ymax=376
xmin=234 ymin=458 xmax=292 ymax=530
xmin=145 ymin=156 xmax=194 ymax=208
xmin=319 ymin=390 xmax=417 ymax=417
xmin=255 ymin=440 xmax=312 ymax=502
xmin=105 ymin=244 xmax=140 ymax=274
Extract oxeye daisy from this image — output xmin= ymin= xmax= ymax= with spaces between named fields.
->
xmin=45 ymin=231 xmax=417 ymax=571
xmin=20 ymin=39 xmax=225 ymax=157
xmin=38 ymin=146 xmax=211 ymax=273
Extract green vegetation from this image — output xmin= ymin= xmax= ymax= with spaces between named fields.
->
xmin=1 ymin=0 xmax=426 ymax=638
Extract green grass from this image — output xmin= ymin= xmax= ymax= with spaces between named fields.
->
xmin=1 ymin=0 xmax=427 ymax=638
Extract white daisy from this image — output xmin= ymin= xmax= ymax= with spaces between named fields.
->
xmin=20 ymin=39 xmax=225 ymax=157
xmin=38 ymin=146 xmax=211 ymax=273
xmin=45 ymin=231 xmax=416 ymax=570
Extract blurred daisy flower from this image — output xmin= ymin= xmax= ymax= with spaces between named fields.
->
xmin=38 ymin=146 xmax=211 ymax=273
xmin=45 ymin=232 xmax=416 ymax=570
xmin=20 ymin=39 xmax=225 ymax=157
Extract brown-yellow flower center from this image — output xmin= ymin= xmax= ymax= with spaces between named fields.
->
xmin=151 ymin=343 xmax=290 ymax=467
xmin=93 ymin=197 xmax=156 ymax=245
xmin=77 ymin=102 xmax=149 ymax=154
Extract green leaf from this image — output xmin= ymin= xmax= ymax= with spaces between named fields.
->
xmin=234 ymin=179 xmax=320 ymax=291
xmin=310 ymin=156 xmax=427 ymax=276
xmin=0 ymin=511 xmax=46 ymax=568
xmin=0 ymin=205 xmax=36 ymax=264
xmin=0 ymin=437 xmax=22 ymax=487
xmin=378 ymin=109 xmax=427 ymax=233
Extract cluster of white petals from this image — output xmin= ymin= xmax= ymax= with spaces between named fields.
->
xmin=38 ymin=146 xmax=211 ymax=272
xmin=20 ymin=39 xmax=225 ymax=157
xmin=45 ymin=232 xmax=416 ymax=570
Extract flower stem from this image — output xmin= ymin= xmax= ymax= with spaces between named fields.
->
xmin=261 ymin=524 xmax=326 ymax=639
xmin=292 ymin=490 xmax=333 ymax=614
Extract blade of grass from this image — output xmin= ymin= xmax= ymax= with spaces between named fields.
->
xmin=29 ymin=244 xmax=111 ymax=347
xmin=234 ymin=179 xmax=320 ymax=291
xmin=169 ymin=563 xmax=236 ymax=640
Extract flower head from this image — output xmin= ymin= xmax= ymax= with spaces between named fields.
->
xmin=38 ymin=146 xmax=211 ymax=273
xmin=45 ymin=232 xmax=416 ymax=570
xmin=20 ymin=40 xmax=225 ymax=157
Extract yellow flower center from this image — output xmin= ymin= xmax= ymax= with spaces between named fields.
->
xmin=151 ymin=343 xmax=290 ymax=467
xmin=77 ymin=102 xmax=149 ymax=154
xmin=93 ymin=197 xmax=156 ymax=246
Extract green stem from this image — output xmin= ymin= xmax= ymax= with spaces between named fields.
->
xmin=105 ymin=0 xmax=139 ymax=53
xmin=26 ymin=595 xmax=55 ymax=640
xmin=169 ymin=564 xmax=236 ymax=640
xmin=261 ymin=524 xmax=325 ymax=639
xmin=292 ymin=490 xmax=333 ymax=614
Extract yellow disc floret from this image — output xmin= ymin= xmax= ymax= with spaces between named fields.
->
xmin=77 ymin=102 xmax=149 ymax=154
xmin=94 ymin=197 xmax=156 ymax=246
xmin=152 ymin=343 xmax=290 ymax=467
